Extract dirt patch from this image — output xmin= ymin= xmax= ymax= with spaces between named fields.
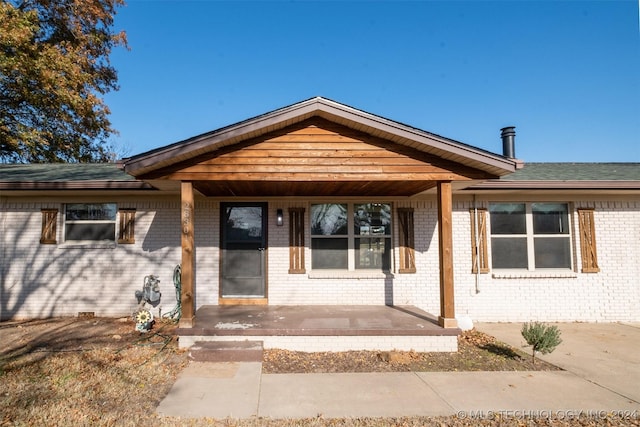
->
xmin=263 ymin=329 xmax=560 ymax=373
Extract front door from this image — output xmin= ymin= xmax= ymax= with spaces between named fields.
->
xmin=220 ymin=203 xmax=267 ymax=299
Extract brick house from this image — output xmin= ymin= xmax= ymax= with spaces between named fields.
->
xmin=1 ymin=98 xmax=638 ymax=344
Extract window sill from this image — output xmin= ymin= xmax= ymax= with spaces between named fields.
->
xmin=58 ymin=241 xmax=117 ymax=249
xmin=308 ymin=270 xmax=393 ymax=279
xmin=492 ymin=270 xmax=577 ymax=279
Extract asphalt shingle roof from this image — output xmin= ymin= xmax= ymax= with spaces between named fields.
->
xmin=501 ymin=163 xmax=640 ymax=181
xmin=0 ymin=163 xmax=135 ymax=182
xmin=0 ymin=162 xmax=638 ymax=190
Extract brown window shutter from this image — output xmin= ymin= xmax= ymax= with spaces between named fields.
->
xmin=118 ymin=209 xmax=136 ymax=244
xmin=397 ymin=208 xmax=416 ymax=273
xmin=40 ymin=209 xmax=58 ymax=244
xmin=470 ymin=208 xmax=489 ymax=273
xmin=578 ymin=208 xmax=599 ymax=273
xmin=288 ymin=208 xmax=306 ymax=273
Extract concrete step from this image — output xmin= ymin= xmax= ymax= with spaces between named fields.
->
xmin=188 ymin=340 xmax=264 ymax=362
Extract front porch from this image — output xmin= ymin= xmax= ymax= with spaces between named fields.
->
xmin=176 ymin=305 xmax=461 ymax=352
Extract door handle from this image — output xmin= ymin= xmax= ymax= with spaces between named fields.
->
xmin=258 ymin=247 xmax=266 ymax=251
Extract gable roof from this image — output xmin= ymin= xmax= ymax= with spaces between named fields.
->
xmin=4 ymin=99 xmax=635 ymax=196
xmin=123 ymin=97 xmax=518 ymax=178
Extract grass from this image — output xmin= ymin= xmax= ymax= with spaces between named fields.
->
xmin=0 ymin=318 xmax=637 ymax=426
xmin=1 ymin=340 xmax=182 ymax=425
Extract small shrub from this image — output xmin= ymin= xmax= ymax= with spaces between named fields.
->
xmin=521 ymin=322 xmax=562 ymax=365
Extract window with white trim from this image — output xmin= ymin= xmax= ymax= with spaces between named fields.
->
xmin=310 ymin=203 xmax=391 ymax=270
xmin=489 ymin=202 xmax=571 ymax=270
xmin=64 ymin=203 xmax=117 ymax=242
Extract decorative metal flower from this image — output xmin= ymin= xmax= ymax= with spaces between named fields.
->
xmin=135 ymin=309 xmax=151 ymax=325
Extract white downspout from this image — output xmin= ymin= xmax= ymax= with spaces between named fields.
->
xmin=473 ymin=195 xmax=481 ymax=294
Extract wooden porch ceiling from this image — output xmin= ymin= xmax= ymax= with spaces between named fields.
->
xmin=192 ymin=180 xmax=437 ymax=197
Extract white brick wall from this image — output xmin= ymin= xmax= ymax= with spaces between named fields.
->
xmin=2 ymin=196 xmax=638 ymax=323
xmin=0 ymin=197 xmax=182 ymax=319
xmin=194 ymin=200 xmax=218 ymax=307
xmin=453 ymin=198 xmax=640 ymax=323
xmin=0 ymin=198 xmax=229 ymax=320
xmin=267 ymin=201 xmax=442 ymax=310
xmin=178 ymin=334 xmax=458 ymax=352
xmin=265 ymin=197 xmax=640 ymax=323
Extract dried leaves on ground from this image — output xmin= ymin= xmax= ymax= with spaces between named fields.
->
xmin=263 ymin=329 xmax=561 ymax=374
xmin=0 ymin=317 xmax=187 ymax=426
xmin=2 ymin=317 xmax=634 ymax=427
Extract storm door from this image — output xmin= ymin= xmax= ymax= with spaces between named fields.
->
xmin=220 ymin=203 xmax=267 ymax=298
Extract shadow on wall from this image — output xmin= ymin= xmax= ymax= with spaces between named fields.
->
xmin=385 ymin=206 xmax=437 ymax=306
xmin=384 ymin=209 xmax=439 ymax=306
xmin=142 ymin=208 xmax=181 ymax=252
xmin=385 ymin=274 xmax=394 ymax=305
xmin=0 ymin=207 xmax=182 ymax=321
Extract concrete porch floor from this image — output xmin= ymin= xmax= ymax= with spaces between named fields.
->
xmin=176 ymin=305 xmax=461 ymax=352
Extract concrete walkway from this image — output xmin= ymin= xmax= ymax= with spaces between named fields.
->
xmin=475 ymin=322 xmax=640 ymax=404
xmin=157 ymin=323 xmax=640 ymax=419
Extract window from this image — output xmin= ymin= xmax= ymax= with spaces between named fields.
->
xmin=311 ymin=204 xmax=348 ymax=269
xmin=65 ymin=203 xmax=117 ymax=242
xmin=489 ymin=203 xmax=571 ymax=270
xmin=310 ymin=203 xmax=391 ymax=270
xmin=354 ymin=203 xmax=391 ymax=270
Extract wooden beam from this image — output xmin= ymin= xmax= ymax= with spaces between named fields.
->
xmin=192 ymin=179 xmax=436 ymax=198
xmin=437 ymin=181 xmax=457 ymax=328
xmin=162 ymin=171 xmax=469 ymax=182
xmin=179 ymin=181 xmax=196 ymax=328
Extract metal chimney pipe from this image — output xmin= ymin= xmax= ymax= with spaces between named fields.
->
xmin=500 ymin=126 xmax=516 ymax=158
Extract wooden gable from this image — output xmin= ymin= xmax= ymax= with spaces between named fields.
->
xmin=142 ymin=117 xmax=496 ymax=197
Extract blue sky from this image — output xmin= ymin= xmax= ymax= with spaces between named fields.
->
xmin=105 ymin=1 xmax=640 ymax=162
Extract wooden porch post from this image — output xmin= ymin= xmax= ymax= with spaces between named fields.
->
xmin=179 ymin=181 xmax=195 ymax=328
xmin=437 ymin=181 xmax=457 ymax=328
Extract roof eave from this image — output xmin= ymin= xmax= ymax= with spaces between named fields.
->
xmin=0 ymin=181 xmax=156 ymax=191
xmin=313 ymin=99 xmax=517 ymax=176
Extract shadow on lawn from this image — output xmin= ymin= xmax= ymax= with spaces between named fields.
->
xmin=0 ymin=318 xmax=141 ymax=372
xmin=479 ymin=342 xmax=523 ymax=360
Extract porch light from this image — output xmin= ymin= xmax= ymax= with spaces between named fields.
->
xmin=276 ymin=209 xmax=284 ymax=226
